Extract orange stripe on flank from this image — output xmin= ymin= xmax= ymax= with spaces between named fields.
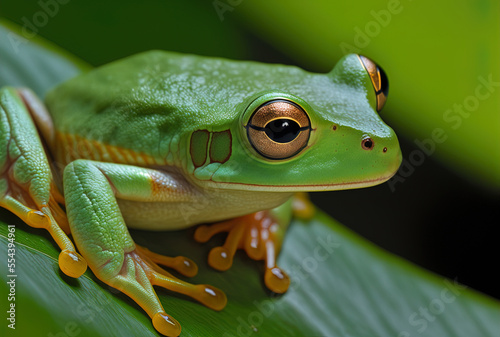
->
xmin=115 ymin=147 xmax=136 ymax=163
xmin=54 ymin=132 xmax=161 ymax=166
xmin=106 ymin=146 xmax=122 ymax=163
xmin=89 ymin=139 xmax=104 ymax=161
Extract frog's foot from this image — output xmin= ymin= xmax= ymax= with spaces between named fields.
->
xmin=194 ymin=211 xmax=290 ymax=293
xmin=0 ymin=192 xmax=87 ymax=278
xmin=0 ymin=87 xmax=86 ymax=278
xmin=97 ymin=247 xmax=227 ymax=337
xmin=292 ymin=192 xmax=316 ymax=220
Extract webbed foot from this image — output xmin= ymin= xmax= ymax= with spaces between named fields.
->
xmin=97 ymin=247 xmax=226 ymax=337
xmin=195 ymin=210 xmax=290 ymax=293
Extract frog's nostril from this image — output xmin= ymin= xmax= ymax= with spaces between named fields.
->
xmin=383 ymin=147 xmax=387 ymax=153
xmin=361 ymin=137 xmax=374 ymax=150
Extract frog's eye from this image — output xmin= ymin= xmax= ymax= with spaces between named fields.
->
xmin=358 ymin=55 xmax=389 ymax=112
xmin=246 ymin=99 xmax=311 ymax=160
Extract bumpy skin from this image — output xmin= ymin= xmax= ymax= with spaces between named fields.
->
xmin=0 ymin=51 xmax=401 ymax=337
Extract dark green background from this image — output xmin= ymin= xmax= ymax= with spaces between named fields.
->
xmin=0 ymin=0 xmax=498 ymax=302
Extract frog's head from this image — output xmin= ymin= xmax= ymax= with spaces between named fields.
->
xmin=190 ymin=54 xmax=401 ymax=192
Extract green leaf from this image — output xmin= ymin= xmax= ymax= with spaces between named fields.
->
xmin=1 ymin=210 xmax=499 ymax=337
xmin=0 ymin=19 xmax=498 ymax=337
xmin=0 ymin=20 xmax=91 ymax=97
xmin=0 ymin=20 xmax=90 ymax=97
xmin=235 ymin=0 xmax=500 ymax=188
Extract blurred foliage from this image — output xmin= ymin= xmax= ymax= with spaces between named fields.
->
xmin=0 ymin=0 xmax=247 ymax=65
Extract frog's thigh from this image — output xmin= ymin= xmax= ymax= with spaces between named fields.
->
xmin=63 ymin=160 xmax=226 ymax=337
xmin=0 ymin=87 xmax=86 ymax=278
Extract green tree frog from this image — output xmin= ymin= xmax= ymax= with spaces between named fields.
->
xmin=0 ymin=51 xmax=401 ymax=336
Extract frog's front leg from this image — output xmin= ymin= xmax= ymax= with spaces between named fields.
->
xmin=0 ymin=87 xmax=87 ymax=277
xmin=194 ymin=192 xmax=315 ymax=294
xmin=63 ymin=160 xmax=227 ymax=337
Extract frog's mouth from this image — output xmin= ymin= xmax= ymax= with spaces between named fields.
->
xmin=201 ymin=170 xmax=398 ymax=192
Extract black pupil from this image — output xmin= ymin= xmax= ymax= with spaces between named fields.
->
xmin=264 ymin=119 xmax=301 ymax=143
xmin=364 ymin=139 xmax=373 ymax=148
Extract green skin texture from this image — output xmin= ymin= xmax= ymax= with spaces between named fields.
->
xmin=46 ymin=51 xmax=401 ymax=190
xmin=0 ymin=51 xmax=401 ymax=334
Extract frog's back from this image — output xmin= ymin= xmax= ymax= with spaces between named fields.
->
xmin=44 ymin=51 xmax=329 ymax=168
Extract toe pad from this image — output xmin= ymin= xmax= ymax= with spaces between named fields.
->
xmin=152 ymin=312 xmax=181 ymax=337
